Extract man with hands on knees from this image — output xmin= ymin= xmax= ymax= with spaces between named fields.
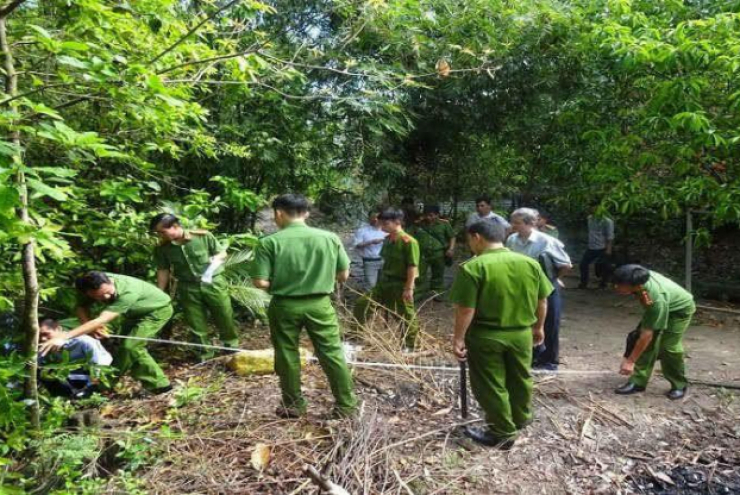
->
xmin=449 ymin=220 xmax=552 ymax=449
xmin=612 ymin=264 xmax=695 ymax=400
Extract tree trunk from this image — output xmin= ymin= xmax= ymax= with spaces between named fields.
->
xmin=0 ymin=14 xmax=41 ymax=431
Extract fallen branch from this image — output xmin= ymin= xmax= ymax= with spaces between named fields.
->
xmin=304 ymin=465 xmax=350 ymax=495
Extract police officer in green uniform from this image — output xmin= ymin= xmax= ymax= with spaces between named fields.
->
xmin=612 ymin=264 xmax=695 ymax=400
xmin=354 ymin=208 xmax=421 ymax=350
xmin=251 ymin=194 xmax=357 ymax=418
xmin=40 ymin=271 xmax=173 ymax=394
xmin=536 ymin=210 xmax=560 ymax=239
xmin=151 ymin=214 xmax=239 ymax=360
xmin=450 ymin=220 xmax=552 ymax=448
xmin=409 ymin=204 xmax=455 ymax=300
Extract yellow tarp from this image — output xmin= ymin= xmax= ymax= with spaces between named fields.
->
xmin=227 ymin=348 xmax=312 ymax=376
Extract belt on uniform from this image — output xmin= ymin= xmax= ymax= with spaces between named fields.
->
xmin=272 ymin=293 xmax=331 ymax=300
xmin=362 ymin=257 xmax=382 ymax=262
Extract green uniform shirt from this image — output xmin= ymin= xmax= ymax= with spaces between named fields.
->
xmin=542 ymin=225 xmax=559 ymax=239
xmin=378 ymin=230 xmax=420 ymax=284
xmin=251 ymin=222 xmax=350 ymax=297
xmin=640 ymin=271 xmax=695 ymax=332
xmin=154 ymin=231 xmax=225 ymax=282
xmin=411 ymin=220 xmax=454 ymax=254
xmin=79 ymin=274 xmax=171 ymax=320
xmin=450 ymin=248 xmax=553 ymax=330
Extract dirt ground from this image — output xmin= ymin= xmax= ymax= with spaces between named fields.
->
xmin=96 ymin=257 xmax=740 ymax=494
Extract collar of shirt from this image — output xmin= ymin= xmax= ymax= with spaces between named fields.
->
xmin=515 ymin=230 xmax=545 ymax=245
xmin=388 ymin=229 xmax=405 ymax=242
xmin=481 ymin=246 xmax=508 ymax=255
xmin=284 ymin=221 xmax=308 ymax=230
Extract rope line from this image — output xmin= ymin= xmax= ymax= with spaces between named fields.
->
xmin=104 ymin=334 xmax=615 ymax=375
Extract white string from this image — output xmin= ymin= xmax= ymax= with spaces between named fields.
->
xmin=105 ymin=334 xmax=614 ymax=375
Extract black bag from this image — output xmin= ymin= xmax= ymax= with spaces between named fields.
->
xmin=444 ymin=253 xmax=454 ymax=267
xmin=624 ymin=326 xmax=641 ymax=358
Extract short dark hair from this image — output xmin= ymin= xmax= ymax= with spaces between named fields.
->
xmin=475 ymin=195 xmax=492 ymax=205
xmin=39 ymin=318 xmax=60 ymax=329
xmin=75 ymin=271 xmax=111 ymax=292
xmin=378 ymin=208 xmax=404 ymax=222
xmin=612 ymin=264 xmax=650 ymax=286
xmin=272 ymin=194 xmax=310 ymax=216
xmin=423 ymin=204 xmax=440 ymax=215
xmin=467 ymin=220 xmax=506 ymax=243
xmin=150 ymin=213 xmax=180 ymax=232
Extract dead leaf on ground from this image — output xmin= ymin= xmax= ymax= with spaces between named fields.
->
xmin=251 ymin=443 xmax=271 ymax=472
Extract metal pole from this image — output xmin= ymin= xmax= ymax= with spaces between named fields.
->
xmin=685 ymin=210 xmax=693 ymax=293
xmin=459 ymin=361 xmax=468 ymax=419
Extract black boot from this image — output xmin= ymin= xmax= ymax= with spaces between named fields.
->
xmin=614 ymin=382 xmax=645 ymax=395
xmin=667 ymin=388 xmax=687 ymax=400
xmin=276 ymin=405 xmax=306 ymax=419
xmin=463 ymin=426 xmax=515 ymax=450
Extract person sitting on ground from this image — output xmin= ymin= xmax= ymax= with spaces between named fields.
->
xmin=38 ymin=318 xmax=113 ymax=399
xmin=465 ymin=195 xmax=511 ymax=232
xmin=352 ymin=210 xmax=388 ymax=291
xmin=450 ymin=220 xmax=552 ymax=449
xmin=507 ymin=208 xmax=572 ymax=371
xmin=612 ymin=264 xmax=695 ymax=400
xmin=40 ymin=271 xmax=174 ymax=395
xmin=536 ymin=209 xmax=560 ymax=239
xmin=354 ymin=208 xmax=421 ymax=350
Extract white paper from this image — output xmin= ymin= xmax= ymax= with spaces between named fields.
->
xmin=201 ymin=258 xmax=225 ymax=284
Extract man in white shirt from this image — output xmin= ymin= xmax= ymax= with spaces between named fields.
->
xmin=352 ymin=211 xmax=388 ymax=290
xmin=507 ymin=208 xmax=572 ymax=370
xmin=39 ymin=318 xmax=112 ymax=398
xmin=465 ymin=195 xmax=511 ymax=232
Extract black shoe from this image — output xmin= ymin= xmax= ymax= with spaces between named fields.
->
xmin=276 ymin=406 xmax=306 ymax=419
xmin=516 ymin=417 xmax=534 ymax=430
xmin=533 ymin=363 xmax=558 ymax=373
xmin=667 ymin=388 xmax=687 ymax=400
xmin=614 ymin=382 xmax=645 ymax=395
xmin=462 ymin=426 xmax=515 ymax=450
xmin=324 ymin=408 xmax=358 ymax=420
xmin=577 ymin=283 xmax=588 ymax=290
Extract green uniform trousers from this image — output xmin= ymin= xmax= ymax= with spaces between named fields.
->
xmin=629 ymin=313 xmax=692 ymax=390
xmin=267 ymin=295 xmax=357 ymax=414
xmin=116 ymin=305 xmax=172 ymax=391
xmin=353 ymin=281 xmax=419 ymax=348
xmin=418 ymin=251 xmax=446 ymax=295
xmin=466 ymin=326 xmax=533 ymax=440
xmin=178 ymin=277 xmax=239 ymax=357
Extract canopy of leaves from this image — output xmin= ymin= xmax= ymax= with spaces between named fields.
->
xmin=1 ymin=0 xmax=739 ymax=303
